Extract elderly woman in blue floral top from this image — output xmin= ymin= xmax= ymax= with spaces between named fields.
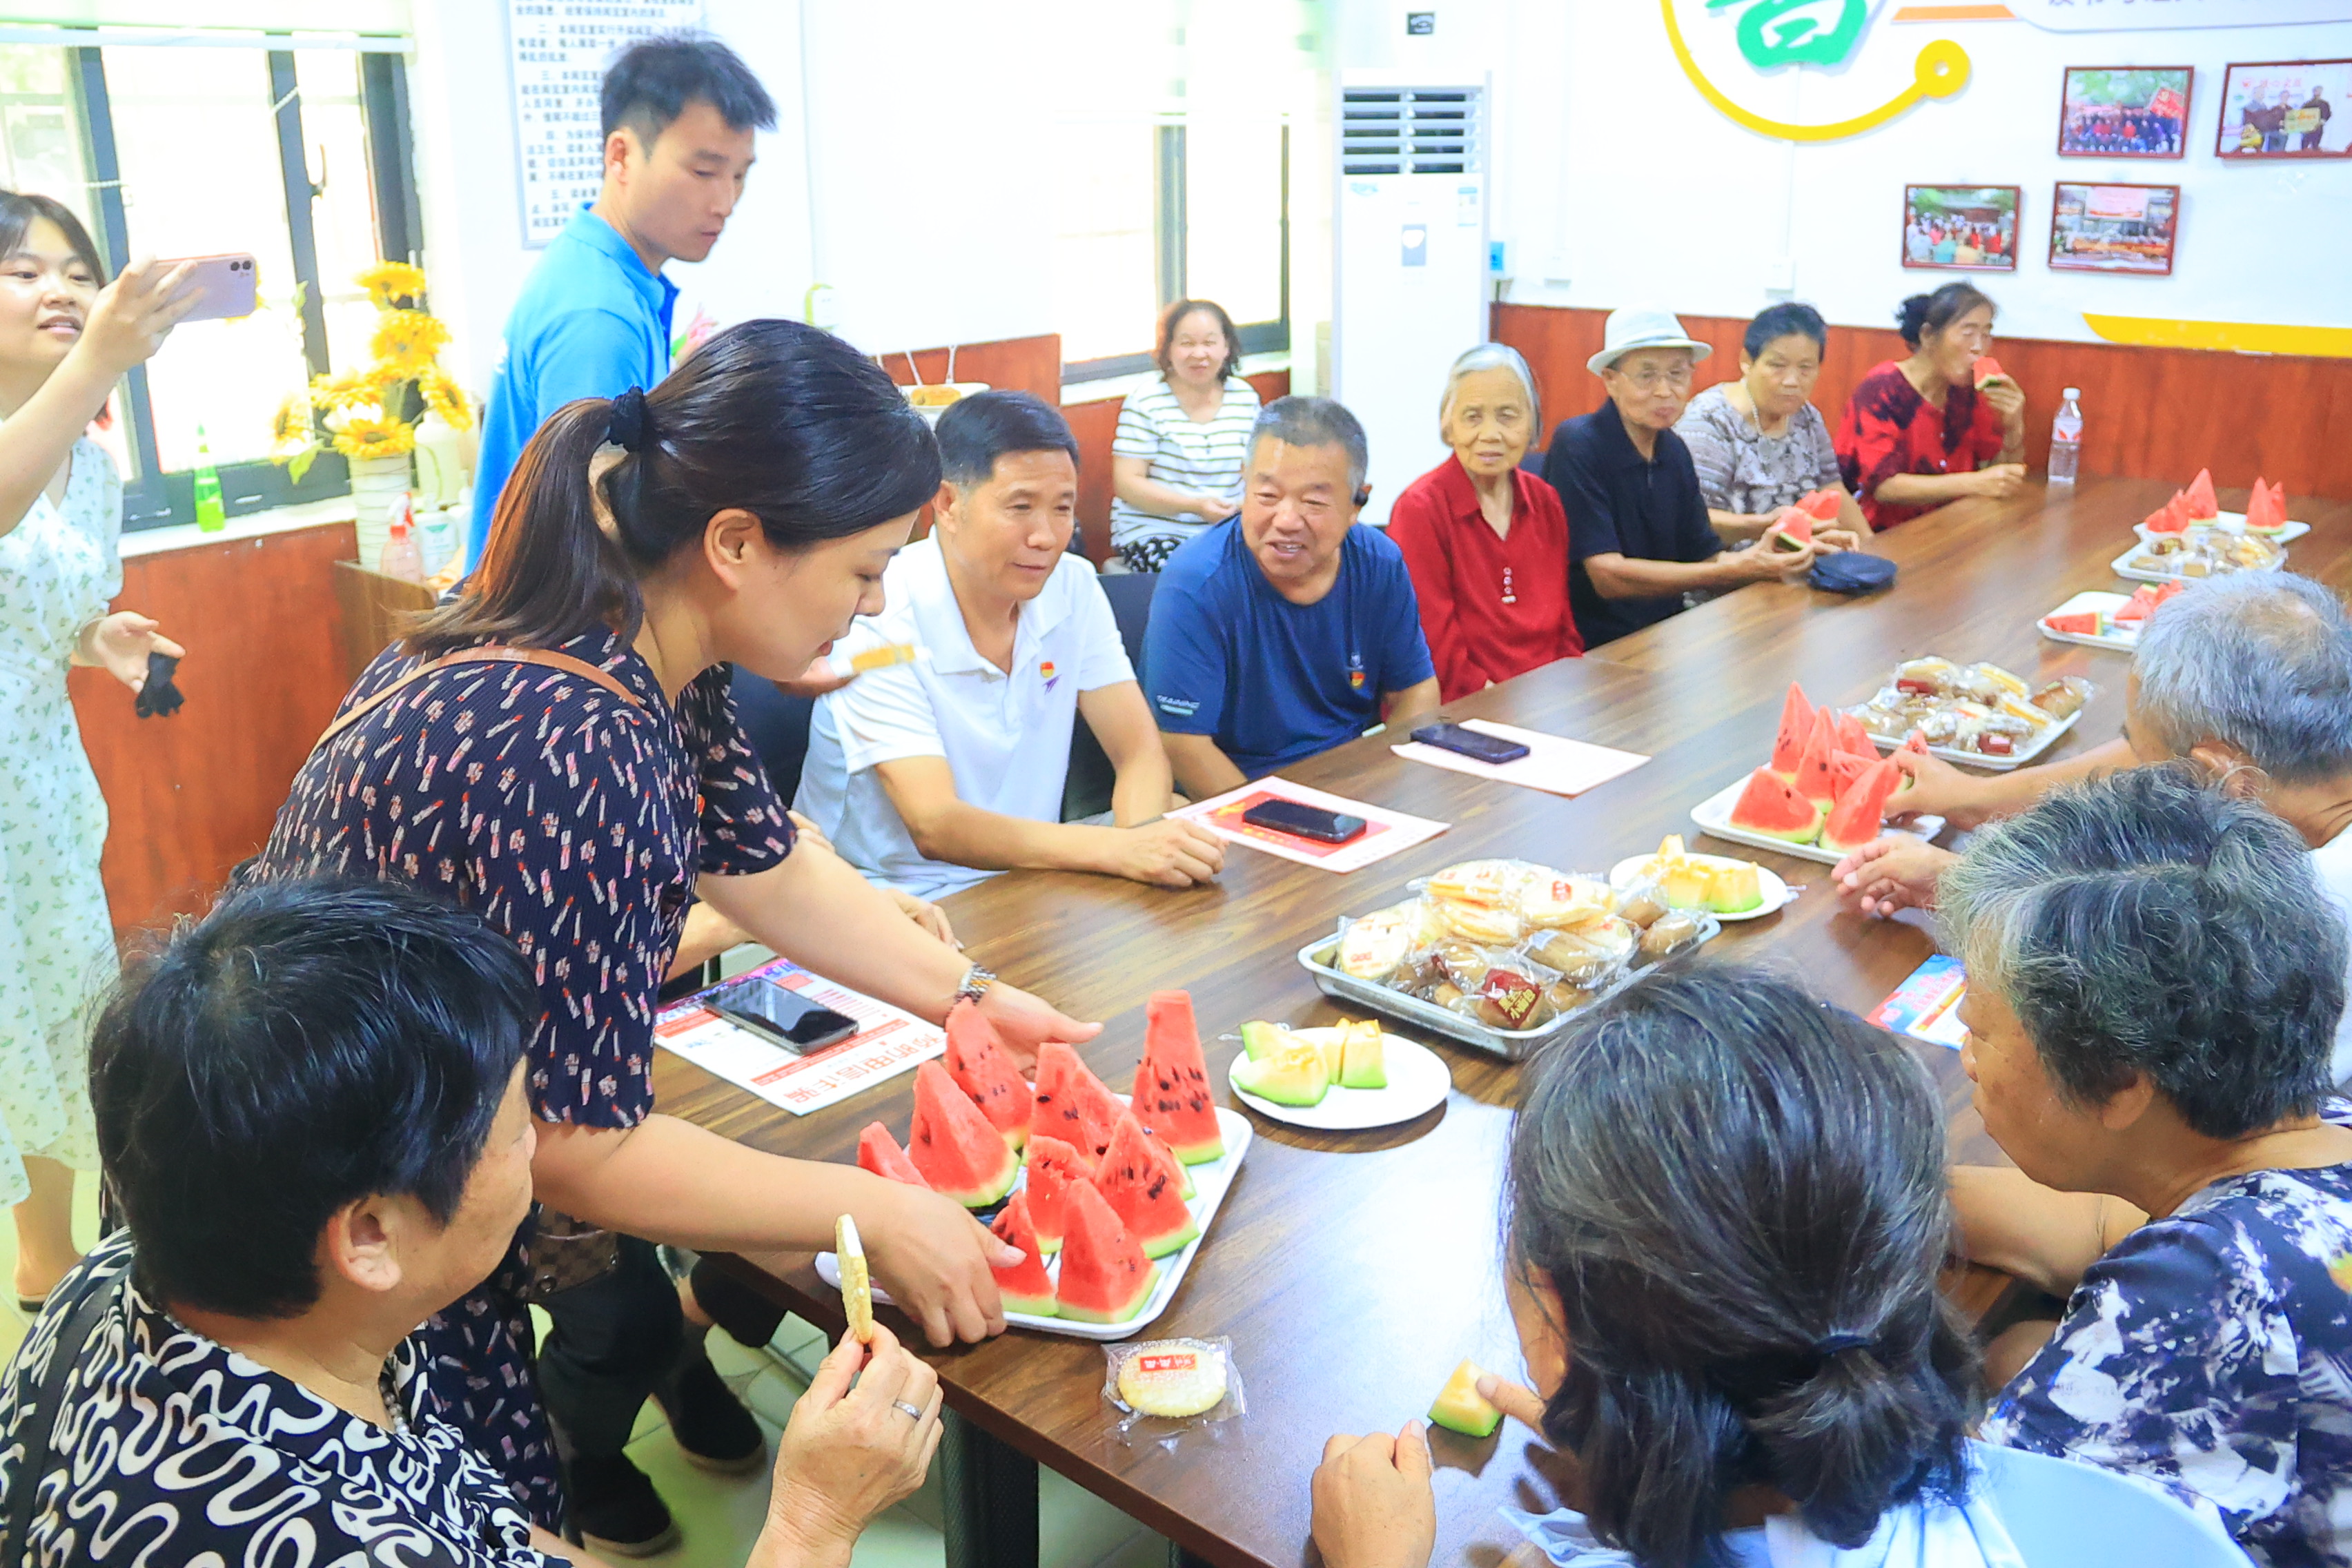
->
xmin=1947 ymin=765 xmax=2352 ymax=1567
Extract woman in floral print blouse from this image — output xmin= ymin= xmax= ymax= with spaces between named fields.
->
xmin=253 ymin=319 xmax=1097 ymax=1527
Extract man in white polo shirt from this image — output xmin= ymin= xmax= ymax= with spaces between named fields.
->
xmin=795 ymin=391 xmax=1224 ymax=899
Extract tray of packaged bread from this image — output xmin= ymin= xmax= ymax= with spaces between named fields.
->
xmin=1297 ymin=857 xmax=1720 ymax=1060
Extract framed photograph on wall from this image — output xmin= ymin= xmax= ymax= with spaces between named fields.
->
xmin=2216 ymin=60 xmax=2351 ymax=159
xmin=2049 ymin=182 xmax=2179 ymax=277
xmin=2057 ymin=66 xmax=2191 ymax=157
xmin=1901 ymin=186 xmax=2020 ymax=273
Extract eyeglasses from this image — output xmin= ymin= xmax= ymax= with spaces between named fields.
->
xmin=1618 ymin=366 xmax=1694 ymax=392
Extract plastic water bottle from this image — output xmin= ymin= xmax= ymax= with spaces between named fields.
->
xmin=378 ymin=491 xmax=424 ymax=583
xmin=2048 ymin=389 xmax=2083 ymax=486
xmin=192 ymin=424 xmax=226 ymax=531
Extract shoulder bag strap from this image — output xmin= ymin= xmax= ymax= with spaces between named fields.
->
xmin=2 ymin=1271 xmax=125 ymax=1568
xmin=310 ymin=646 xmax=647 ymax=756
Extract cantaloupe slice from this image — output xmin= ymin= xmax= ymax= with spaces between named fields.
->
xmin=1233 ymin=1039 xmax=1329 ymax=1106
xmin=1429 ymin=1359 xmax=1502 ymax=1438
xmin=1338 ymin=1020 xmax=1387 ymax=1090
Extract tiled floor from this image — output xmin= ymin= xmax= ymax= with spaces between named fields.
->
xmin=3 ymin=1179 xmax=1168 ymax=1568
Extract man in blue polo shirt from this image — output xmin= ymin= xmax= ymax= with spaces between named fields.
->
xmin=465 ymin=34 xmax=774 ymax=569
xmin=1145 ymin=397 xmax=1440 ymax=796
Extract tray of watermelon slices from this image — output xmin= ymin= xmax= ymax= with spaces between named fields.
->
xmin=817 ymin=991 xmax=1251 ymax=1340
xmin=1689 ymin=682 xmax=1948 ymax=866
xmin=2039 ymin=582 xmax=2183 ymax=651
xmin=2131 ymin=469 xmax=2306 ymax=547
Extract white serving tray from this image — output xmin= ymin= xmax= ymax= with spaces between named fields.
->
xmin=2112 ymin=542 xmax=2286 ymax=585
xmin=816 ymin=1103 xmax=1251 ymax=1342
xmin=1227 ymin=1029 xmax=1450 ymax=1130
xmin=1689 ymin=776 xmax=1945 ymax=865
xmin=2133 ymin=516 xmax=2306 ymax=546
xmin=2037 ymin=591 xmax=2139 ymax=653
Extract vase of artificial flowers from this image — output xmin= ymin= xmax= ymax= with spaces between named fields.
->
xmin=273 ymin=259 xmax=473 ymax=568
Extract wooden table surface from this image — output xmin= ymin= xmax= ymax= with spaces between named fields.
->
xmin=658 ymin=477 xmax=2352 ymax=1568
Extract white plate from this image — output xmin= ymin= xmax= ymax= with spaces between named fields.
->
xmin=2112 ymin=542 xmax=2286 ymax=585
xmin=815 ymin=1102 xmax=1251 ymax=1342
xmin=1848 ymin=703 xmax=2083 ymax=773
xmin=1606 ymin=854 xmax=1791 ymax=921
xmin=1226 ymin=1028 xmax=1450 ymax=1130
xmin=2133 ymin=516 xmax=2306 ymax=545
xmin=1689 ymin=776 xmax=1944 ymax=865
xmin=2037 ymin=591 xmax=2139 ymax=652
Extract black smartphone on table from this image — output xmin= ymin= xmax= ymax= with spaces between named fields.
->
xmin=707 ymin=974 xmax=859 ymax=1052
xmin=1410 ymin=722 xmax=1531 ymax=765
xmin=1241 ymin=798 xmax=1369 ymax=844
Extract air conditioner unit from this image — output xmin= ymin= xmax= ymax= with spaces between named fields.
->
xmin=1331 ymin=72 xmax=1489 ymax=530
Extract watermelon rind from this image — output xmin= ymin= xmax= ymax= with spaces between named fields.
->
xmin=1055 ymin=1184 xmax=1161 ymax=1324
xmin=1055 ymin=1263 xmax=1160 ymax=1325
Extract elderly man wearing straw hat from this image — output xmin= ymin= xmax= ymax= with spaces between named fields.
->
xmin=1541 ymin=307 xmax=1830 ymax=648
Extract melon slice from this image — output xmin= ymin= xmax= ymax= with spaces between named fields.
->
xmin=1820 ymin=757 xmax=1905 ymax=856
xmin=988 ymin=1188 xmax=1058 ymax=1317
xmin=1055 ymin=1181 xmax=1159 ymax=1324
xmin=1092 ymin=1112 xmax=1199 ymax=1260
xmin=1338 ymin=1019 xmax=1388 ymax=1090
xmin=1971 ymin=355 xmax=2008 ymax=389
xmin=1429 ymin=1359 xmax=1502 ymax=1438
xmin=907 ymin=1061 xmax=1019 ymax=1208
xmin=1768 ymin=682 xmax=1813 ymax=780
xmin=1796 ymin=487 xmax=1843 ymax=522
xmin=2184 ymin=467 xmax=2219 ymax=520
xmin=1030 ymin=1041 xmax=1121 ymax=1162
xmin=944 ymin=999 xmax=1030 ymax=1150
xmin=1233 ymin=1038 xmax=1331 ymax=1106
xmin=856 ymin=1122 xmax=929 ymax=1189
xmin=1794 ymin=713 xmax=1840 ymax=807
xmin=1703 ymin=859 xmax=1764 ymax=915
xmin=1133 ymin=990 xmax=1226 ymax=1164
xmin=1023 ymin=1134 xmax=1086 ymax=1254
xmin=1727 ymin=766 xmax=1823 ymax=845
xmin=1239 ymin=1020 xmax=1294 ymax=1061
xmin=1771 ymin=510 xmax=1813 ymax=551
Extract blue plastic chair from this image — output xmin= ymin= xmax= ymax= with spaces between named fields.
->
xmin=1974 ymin=1444 xmax=2253 ymax=1567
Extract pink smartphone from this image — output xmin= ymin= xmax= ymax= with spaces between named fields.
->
xmin=165 ymin=253 xmax=258 ymax=322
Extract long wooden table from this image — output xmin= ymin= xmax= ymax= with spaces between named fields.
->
xmin=658 ymin=478 xmax=2352 ymax=1568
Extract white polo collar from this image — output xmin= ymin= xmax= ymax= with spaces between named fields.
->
xmin=897 ymin=536 xmax=1075 ymax=680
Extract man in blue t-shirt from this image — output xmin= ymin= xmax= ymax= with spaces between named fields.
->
xmin=1144 ymin=397 xmax=1439 ymax=796
xmin=465 ymin=35 xmax=774 ymax=570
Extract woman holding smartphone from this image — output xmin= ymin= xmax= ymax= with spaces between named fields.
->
xmin=248 ymin=316 xmax=1099 ymax=1545
xmin=0 ymin=190 xmax=198 ymax=1315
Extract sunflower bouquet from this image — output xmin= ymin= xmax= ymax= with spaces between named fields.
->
xmin=276 ymin=260 xmax=473 ymax=482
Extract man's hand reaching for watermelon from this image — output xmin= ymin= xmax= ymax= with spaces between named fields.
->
xmin=864 ymin=1180 xmax=1023 ymax=1345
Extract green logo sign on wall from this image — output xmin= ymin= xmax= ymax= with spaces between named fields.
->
xmin=1707 ymin=0 xmax=1874 ymax=71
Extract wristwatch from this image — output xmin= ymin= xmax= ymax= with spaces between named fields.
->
xmin=953 ymin=963 xmax=996 ymax=1008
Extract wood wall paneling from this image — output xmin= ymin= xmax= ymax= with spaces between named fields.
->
xmin=1493 ymin=304 xmax=2352 ymax=500
xmin=878 ymin=335 xmax=1064 ymax=404
xmin=70 ymin=523 xmax=360 ymax=934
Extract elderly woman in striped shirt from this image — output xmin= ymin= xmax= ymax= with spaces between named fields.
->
xmin=1108 ymin=297 xmax=1262 ymax=571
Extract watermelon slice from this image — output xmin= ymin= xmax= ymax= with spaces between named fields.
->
xmin=1030 ymin=1041 xmax=1121 ymax=1162
xmin=907 ymin=1061 xmax=1019 ymax=1208
xmin=1769 ymin=682 xmax=1814 ymax=780
xmin=1726 ymin=766 xmax=1823 ymax=844
xmin=1091 ymin=1112 xmax=1200 ymax=1260
xmin=1133 ymin=990 xmax=1226 ymax=1165
xmin=1971 ymin=355 xmax=2008 ymax=389
xmin=2143 ymin=493 xmax=2191 ymax=534
xmin=944 ymin=1000 xmax=1030 ymax=1150
xmin=2183 ymin=468 xmax=2219 ymax=520
xmin=1771 ymin=509 xmax=1813 ymax=551
xmin=2043 ymin=610 xmax=2104 ymax=637
xmin=856 ymin=1122 xmax=929 ymax=1189
xmin=1023 ymin=1135 xmax=1088 ymax=1254
xmin=1794 ymin=713 xmax=1840 ymax=806
xmin=988 ymin=1188 xmax=1058 ymax=1317
xmin=1833 ymin=711 xmax=1876 ymax=761
xmin=1828 ymin=749 xmax=1872 ymax=801
xmin=2111 ymin=584 xmax=2162 ymax=625
xmin=1893 ymin=729 xmax=1928 ymax=794
xmin=2246 ymin=478 xmax=2287 ymax=536
xmin=1055 ymin=1181 xmax=1159 ymax=1325
xmin=1819 ymin=757 xmax=1905 ymax=856
xmin=1796 ymin=487 xmax=1843 ymax=522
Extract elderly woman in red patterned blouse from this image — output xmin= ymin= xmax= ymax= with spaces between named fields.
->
xmin=1833 ymin=282 xmax=2027 ymax=530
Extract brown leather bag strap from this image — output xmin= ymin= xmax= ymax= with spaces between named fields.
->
xmin=311 ymin=647 xmax=646 ymax=754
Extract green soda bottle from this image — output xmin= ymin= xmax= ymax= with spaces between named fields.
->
xmin=193 ymin=424 xmax=226 ymax=531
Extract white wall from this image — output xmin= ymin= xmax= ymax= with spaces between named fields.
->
xmin=404 ymin=0 xmax=1056 ymax=398
xmin=1342 ymin=0 xmax=2352 ymax=343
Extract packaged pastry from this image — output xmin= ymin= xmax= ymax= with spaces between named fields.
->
xmin=1337 ymin=903 xmax=1418 ymax=983
xmin=1423 ymin=859 xmax=1531 ymax=912
xmin=2031 ymin=678 xmax=2088 ymax=720
xmin=1522 ymin=928 xmax=1623 ymax=988
xmin=1520 ymin=872 xmax=1616 ymax=930
xmin=1434 ymin=897 xmax=1526 ymax=946
xmin=1894 ymin=657 xmax=1957 ymax=694
xmin=1103 ymin=1337 xmax=1244 ymax=1437
xmin=1638 ymin=911 xmax=1707 ymax=961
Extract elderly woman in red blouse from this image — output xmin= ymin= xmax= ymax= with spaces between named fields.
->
xmin=1833 ymin=282 xmax=2028 ymax=530
xmin=1388 ymin=344 xmax=1582 ymax=703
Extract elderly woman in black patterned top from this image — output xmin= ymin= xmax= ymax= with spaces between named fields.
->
xmin=0 ymin=878 xmax=941 ymax=1568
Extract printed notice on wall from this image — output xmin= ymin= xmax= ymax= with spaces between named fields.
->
xmin=507 ymin=0 xmax=704 ymax=247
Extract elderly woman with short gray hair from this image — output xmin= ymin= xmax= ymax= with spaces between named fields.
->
xmin=1836 ymin=571 xmax=2352 ymax=1079
xmin=1943 ymin=765 xmax=2352 ymax=1567
xmin=1385 ymin=343 xmax=1585 ymax=702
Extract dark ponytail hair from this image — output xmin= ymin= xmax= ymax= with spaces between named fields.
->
xmin=413 ymin=317 xmax=939 ymax=656
xmin=1507 ymin=966 xmax=1976 ymax=1568
xmin=1895 ymin=282 xmax=1993 ymax=352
